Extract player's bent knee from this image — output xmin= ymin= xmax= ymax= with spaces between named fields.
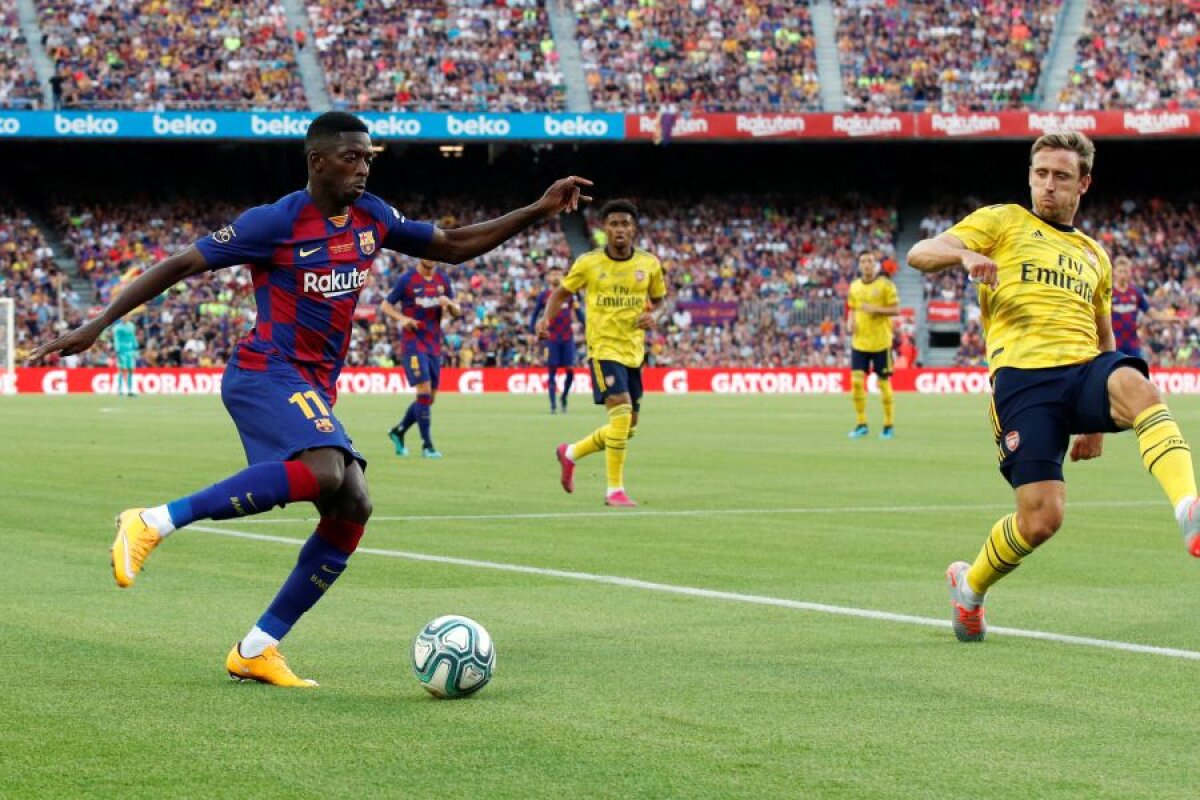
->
xmin=1017 ymin=509 xmax=1062 ymax=546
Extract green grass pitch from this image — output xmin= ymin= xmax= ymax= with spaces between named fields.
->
xmin=2 ymin=392 xmax=1198 ymax=798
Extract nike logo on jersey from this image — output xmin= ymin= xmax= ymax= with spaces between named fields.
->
xmin=299 ymin=246 xmax=322 ymax=257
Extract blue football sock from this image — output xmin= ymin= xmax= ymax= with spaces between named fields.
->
xmin=396 ymin=402 xmax=418 ymax=438
xmin=416 ymin=394 xmax=433 ymax=449
xmin=165 ymin=461 xmax=320 ymax=528
xmin=254 ymin=532 xmax=350 ymax=641
xmin=561 ymin=369 xmax=574 ymax=407
xmin=547 ymin=366 xmax=558 ymax=410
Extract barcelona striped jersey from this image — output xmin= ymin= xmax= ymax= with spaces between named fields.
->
xmin=193 ymin=189 xmax=434 ymax=401
xmin=529 ymin=288 xmax=584 ymax=342
xmin=1111 ymin=285 xmax=1149 ymax=352
xmin=386 ymin=268 xmax=455 ymax=356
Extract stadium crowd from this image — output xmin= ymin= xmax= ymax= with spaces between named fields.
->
xmin=307 ymin=0 xmax=565 ymax=112
xmin=36 ymin=0 xmax=306 ymax=110
xmin=1057 ymin=0 xmax=1200 ymax=111
xmin=834 ymin=0 xmax=1060 ymax=112
xmin=5 ymin=192 xmax=1197 ymax=371
xmin=575 ymin=0 xmax=820 ymax=112
xmin=1 ymin=1 xmax=43 ymax=109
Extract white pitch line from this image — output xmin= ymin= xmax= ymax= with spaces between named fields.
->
xmin=190 ymin=524 xmax=1200 ymax=663
xmin=202 ymin=498 xmax=1162 ymax=525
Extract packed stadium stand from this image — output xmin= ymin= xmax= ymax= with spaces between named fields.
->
xmin=833 ymin=0 xmax=1062 ymax=112
xmin=308 ymin=0 xmax=565 ymax=112
xmin=575 ymin=0 xmax=820 ymax=112
xmin=1056 ymin=0 xmax=1200 ymax=111
xmin=37 ymin=0 xmax=307 ymax=109
xmin=1 ymin=1 xmax=43 ymax=109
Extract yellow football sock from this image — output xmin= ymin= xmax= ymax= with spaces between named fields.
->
xmin=966 ymin=514 xmax=1033 ymax=596
xmin=571 ymin=426 xmax=606 ymax=461
xmin=879 ymin=378 xmax=894 ymax=427
xmin=604 ymin=403 xmax=632 ymax=490
xmin=1134 ymin=404 xmax=1197 ymax=507
xmin=851 ymin=371 xmax=867 ymax=426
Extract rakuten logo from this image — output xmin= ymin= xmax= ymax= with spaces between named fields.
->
xmin=153 ymin=114 xmax=218 ymax=136
xmin=735 ymin=115 xmax=805 ymax=137
xmin=671 ymin=116 xmax=709 ymax=136
xmin=446 ymin=115 xmax=511 ymax=137
xmin=302 ymin=268 xmax=369 ymax=298
xmin=930 ymin=114 xmax=1001 ymax=136
xmin=1027 ymin=113 xmax=1097 ymax=133
xmin=55 ymin=114 xmax=119 ymax=135
xmin=251 ymin=114 xmax=312 ymax=136
xmin=1123 ymin=111 xmax=1190 ymax=135
xmin=367 ymin=116 xmax=422 ymax=137
xmin=544 ymin=116 xmax=609 ymax=137
xmin=832 ymin=115 xmax=903 ymax=137
xmin=0 ymin=117 xmax=20 ymax=135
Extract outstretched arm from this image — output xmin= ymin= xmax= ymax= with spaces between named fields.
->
xmin=27 ymin=246 xmax=210 ymax=362
xmin=422 ymin=176 xmax=593 ymax=265
xmin=907 ymin=233 xmax=998 ymax=288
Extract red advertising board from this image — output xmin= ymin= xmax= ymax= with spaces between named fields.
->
xmin=9 ymin=367 xmax=1200 ymax=395
xmin=926 ymin=301 xmax=962 ymax=323
xmin=623 ymin=111 xmax=1200 ymax=141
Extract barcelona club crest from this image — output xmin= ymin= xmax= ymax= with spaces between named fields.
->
xmin=314 ymin=418 xmax=335 ymax=433
xmin=358 ymin=229 xmax=376 ymax=255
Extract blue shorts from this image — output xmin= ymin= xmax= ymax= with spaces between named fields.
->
xmin=990 ymin=351 xmax=1148 ymax=487
xmin=544 ymin=340 xmax=577 ymax=368
xmin=221 ymin=361 xmax=365 ymax=468
xmin=850 ymin=348 xmax=892 ymax=377
xmin=590 ymin=359 xmax=643 ymax=412
xmin=402 ymin=350 xmax=440 ymax=390
xmin=117 ymin=352 xmax=137 ymax=370
xmin=1117 ymin=345 xmax=1146 ymax=361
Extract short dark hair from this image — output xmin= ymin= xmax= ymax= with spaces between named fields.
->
xmin=305 ymin=111 xmax=369 ymax=154
xmin=600 ymin=199 xmax=639 ymax=223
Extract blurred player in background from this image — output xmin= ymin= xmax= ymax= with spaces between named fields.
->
xmin=528 ymin=265 xmax=585 ymax=414
xmin=1110 ymin=255 xmax=1152 ymax=359
xmin=541 ymin=200 xmax=666 ymax=507
xmin=908 ymin=131 xmax=1199 ymax=643
xmin=110 ymin=316 xmax=139 ymax=397
xmin=28 ymin=111 xmax=592 ymax=685
xmin=846 ymin=250 xmax=900 ymax=439
xmin=381 ymin=258 xmax=462 ymax=458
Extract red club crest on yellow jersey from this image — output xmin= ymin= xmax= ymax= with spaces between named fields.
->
xmin=358 ymin=229 xmax=376 ymax=255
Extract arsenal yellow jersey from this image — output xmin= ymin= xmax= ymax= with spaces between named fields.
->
xmin=562 ymin=247 xmax=667 ymax=367
xmin=945 ymin=204 xmax=1111 ymax=374
xmin=847 ymin=276 xmax=899 ymax=352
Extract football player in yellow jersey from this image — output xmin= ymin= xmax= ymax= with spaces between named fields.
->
xmin=846 ymin=251 xmax=901 ymax=439
xmin=908 ymin=132 xmax=1199 ymax=643
xmin=538 ymin=200 xmax=667 ymax=507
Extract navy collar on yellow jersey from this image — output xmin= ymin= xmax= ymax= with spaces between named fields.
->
xmin=604 ymin=246 xmax=636 ymax=262
xmin=1028 ymin=207 xmax=1075 ymax=233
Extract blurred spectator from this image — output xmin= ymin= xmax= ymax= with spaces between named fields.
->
xmin=1 ymin=0 xmax=44 ymax=108
xmin=308 ymin=0 xmax=564 ymax=112
xmin=1058 ymin=1 xmax=1200 ymax=111
xmin=576 ymin=0 xmax=820 ymax=112
xmin=835 ymin=0 xmax=1060 ymax=112
xmin=38 ymin=0 xmax=306 ymax=110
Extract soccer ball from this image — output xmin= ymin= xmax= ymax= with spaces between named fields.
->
xmin=411 ymin=615 xmax=496 ymax=698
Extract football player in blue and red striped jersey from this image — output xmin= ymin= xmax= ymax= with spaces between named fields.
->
xmin=528 ymin=266 xmax=584 ymax=414
xmin=381 ymin=259 xmax=461 ymax=457
xmin=28 ymin=111 xmax=592 ymax=686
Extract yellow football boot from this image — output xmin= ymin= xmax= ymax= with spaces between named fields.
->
xmin=111 ymin=508 xmax=163 ymax=588
xmin=225 ymin=644 xmax=319 ymax=688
